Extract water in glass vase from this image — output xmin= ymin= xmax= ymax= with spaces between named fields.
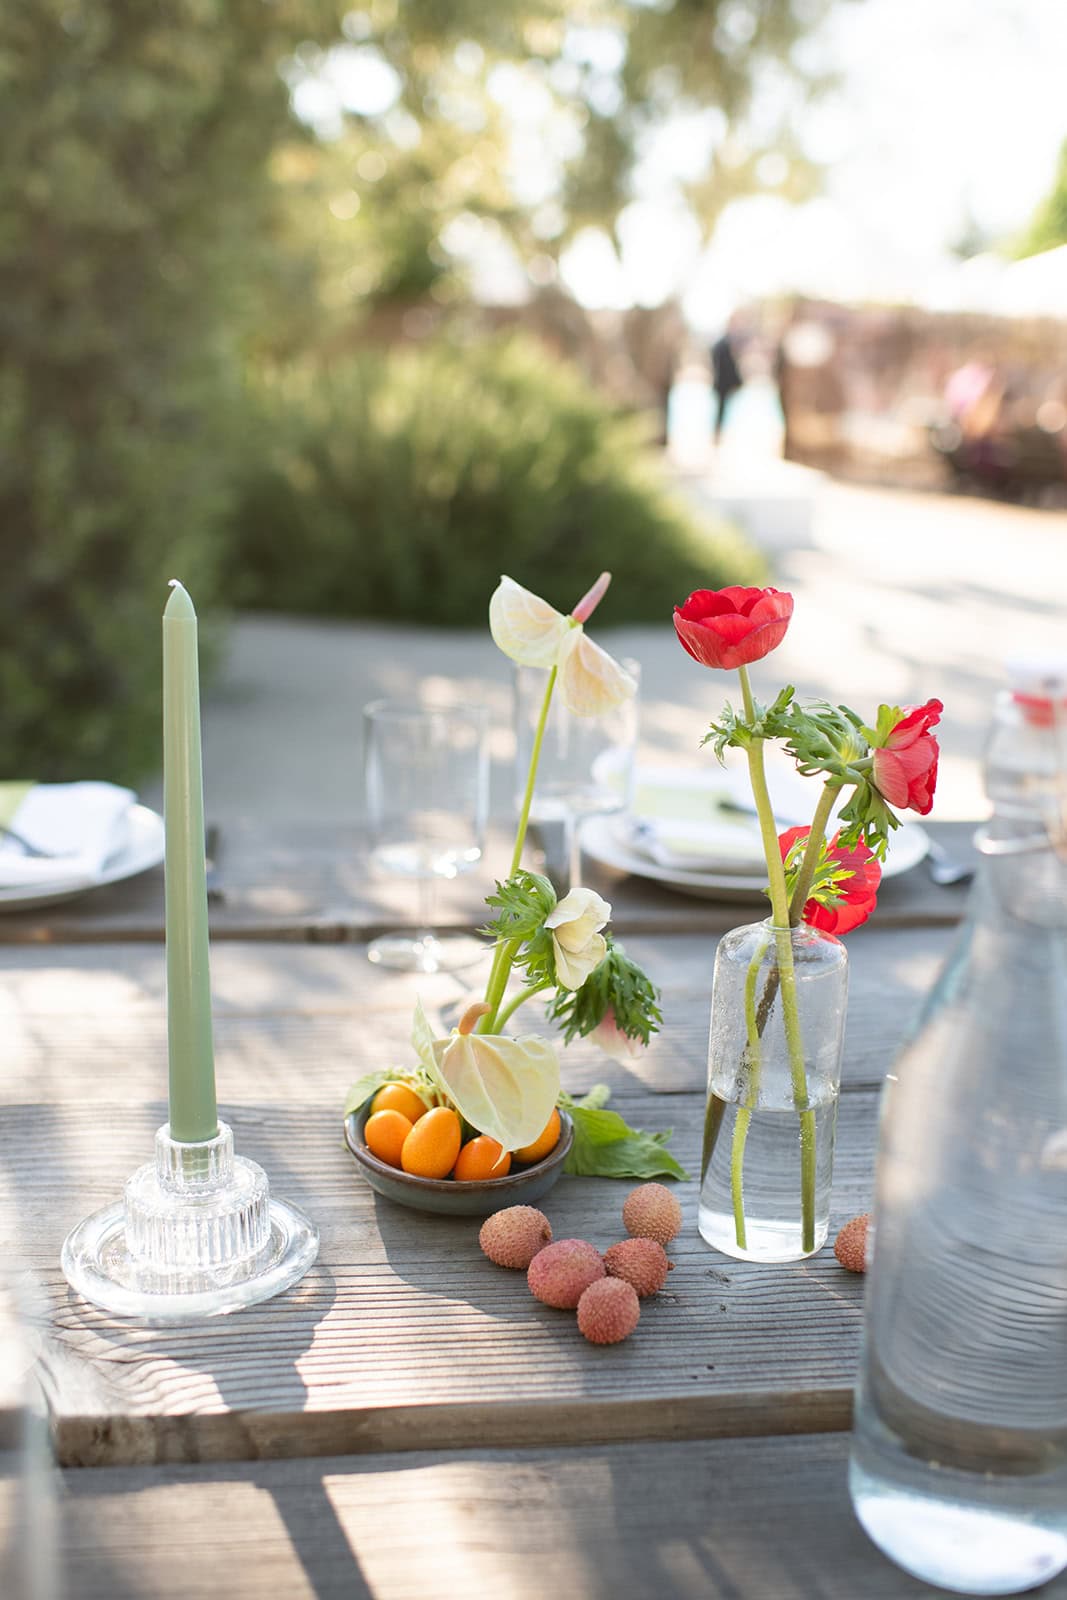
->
xmin=698 ymin=1087 xmax=838 ymax=1262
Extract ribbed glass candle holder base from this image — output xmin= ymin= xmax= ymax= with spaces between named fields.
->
xmin=60 ymin=1122 xmax=318 ymax=1321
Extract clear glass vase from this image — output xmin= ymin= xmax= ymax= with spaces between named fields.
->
xmin=699 ymin=917 xmax=848 ymax=1262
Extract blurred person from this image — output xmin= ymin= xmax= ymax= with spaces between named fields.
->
xmin=710 ymin=314 xmax=745 ymax=443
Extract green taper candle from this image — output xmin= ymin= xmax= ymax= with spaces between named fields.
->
xmin=163 ymin=580 xmax=219 ymax=1143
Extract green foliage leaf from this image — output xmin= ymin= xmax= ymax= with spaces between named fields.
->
xmin=702 ymin=685 xmax=795 ymax=760
xmin=836 ymin=781 xmax=900 ymax=860
xmin=483 ymin=869 xmax=557 ymax=941
xmin=764 ymin=699 xmax=868 ymax=780
xmin=560 ymin=1094 xmax=688 ymax=1180
xmin=548 ymin=937 xmax=661 ymax=1045
xmin=342 ymin=1068 xmax=402 ymax=1119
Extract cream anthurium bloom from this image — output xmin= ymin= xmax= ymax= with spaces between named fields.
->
xmin=545 ymin=887 xmax=611 ymax=990
xmin=489 ymin=576 xmax=636 ymax=719
xmin=556 ymin=626 xmax=637 ymax=717
xmin=489 ymin=576 xmax=570 ymax=669
xmin=428 ymin=1002 xmax=561 ymax=1154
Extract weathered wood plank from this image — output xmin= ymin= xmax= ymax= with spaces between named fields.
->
xmin=0 ymin=821 xmax=977 ymax=944
xmin=0 ymin=926 xmax=954 ymax=1105
xmin=55 ymin=1432 xmax=1063 ymax=1600
xmin=4 ymin=1086 xmax=876 ymax=1467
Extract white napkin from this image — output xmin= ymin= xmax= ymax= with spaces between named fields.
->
xmin=624 ymin=761 xmax=831 ymax=876
xmin=0 ymin=782 xmax=135 ymax=889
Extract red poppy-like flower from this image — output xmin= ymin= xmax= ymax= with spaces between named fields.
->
xmin=779 ymin=826 xmax=882 ymax=936
xmin=673 ymin=586 xmax=794 ymax=671
xmin=871 ymin=700 xmax=943 ymax=816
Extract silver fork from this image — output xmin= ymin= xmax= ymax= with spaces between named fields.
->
xmin=925 ymin=837 xmax=975 ymax=886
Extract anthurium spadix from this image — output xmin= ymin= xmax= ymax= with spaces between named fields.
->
xmin=413 ymin=999 xmax=560 ymax=1154
xmin=488 ymin=575 xmax=636 ymax=716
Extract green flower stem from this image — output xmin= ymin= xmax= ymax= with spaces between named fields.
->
xmin=481 ymin=938 xmax=523 ymax=1032
xmin=730 ymin=927 xmax=771 ymax=1249
xmin=510 ymin=664 xmax=558 ymax=879
xmin=737 ymin=665 xmax=815 ymax=1253
xmin=494 ymin=979 xmax=552 ymax=1033
xmin=478 ymin=663 xmax=560 ymax=1034
xmin=788 ymin=779 xmax=842 ymax=926
xmin=746 ymin=778 xmax=847 ymax=1031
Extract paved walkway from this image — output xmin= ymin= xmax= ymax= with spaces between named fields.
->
xmin=143 ymin=470 xmax=1067 ymax=825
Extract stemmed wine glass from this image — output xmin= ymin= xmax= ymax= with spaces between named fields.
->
xmin=514 ymin=660 xmax=640 ymax=893
xmin=363 ymin=701 xmax=489 ymax=973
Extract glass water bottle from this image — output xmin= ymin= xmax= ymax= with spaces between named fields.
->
xmin=849 ymin=660 xmax=1067 ymax=1595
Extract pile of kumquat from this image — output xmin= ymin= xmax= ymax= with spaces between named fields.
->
xmin=363 ymin=1082 xmax=561 ymax=1181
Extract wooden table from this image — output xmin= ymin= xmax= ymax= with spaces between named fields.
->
xmin=5 ymin=821 xmax=1057 ymax=1598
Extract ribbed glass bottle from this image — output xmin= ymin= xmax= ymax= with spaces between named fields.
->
xmin=850 ymin=660 xmax=1067 ymax=1595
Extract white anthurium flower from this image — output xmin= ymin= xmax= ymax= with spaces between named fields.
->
xmin=488 ymin=576 xmax=570 ymax=669
xmin=556 ymin=626 xmax=638 ymax=717
xmin=545 ymin=886 xmax=611 ymax=990
xmin=428 ymin=1002 xmax=561 ymax=1153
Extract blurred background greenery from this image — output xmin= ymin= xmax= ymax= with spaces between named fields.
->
xmin=3 ymin=1 xmax=1065 ymax=780
xmin=0 ymin=0 xmax=837 ymax=778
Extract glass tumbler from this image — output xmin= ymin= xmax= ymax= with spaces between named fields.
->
xmin=514 ymin=659 xmax=639 ymax=892
xmin=364 ymin=701 xmax=489 ymax=973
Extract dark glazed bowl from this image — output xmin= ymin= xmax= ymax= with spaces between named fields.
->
xmin=343 ymin=1105 xmax=573 ymax=1217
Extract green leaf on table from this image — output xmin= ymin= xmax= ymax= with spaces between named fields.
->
xmin=559 ymin=1092 xmax=689 ymax=1180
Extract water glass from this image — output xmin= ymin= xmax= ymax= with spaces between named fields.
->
xmin=364 ymin=701 xmax=489 ymax=973
xmin=514 ymin=660 xmax=639 ymax=891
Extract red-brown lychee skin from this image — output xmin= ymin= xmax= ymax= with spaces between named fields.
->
xmin=834 ymin=1213 xmax=870 ymax=1273
xmin=577 ymin=1278 xmax=641 ymax=1345
xmin=622 ymin=1183 xmax=682 ymax=1247
xmin=527 ymin=1239 xmax=605 ymax=1309
xmin=602 ymin=1237 xmax=673 ymax=1298
xmin=479 ymin=1206 xmax=553 ymax=1270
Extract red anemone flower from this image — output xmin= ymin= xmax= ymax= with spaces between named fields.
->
xmin=779 ymin=826 xmax=882 ymax=936
xmin=673 ymin=587 xmax=794 ymax=671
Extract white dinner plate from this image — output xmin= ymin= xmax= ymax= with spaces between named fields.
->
xmin=0 ymin=804 xmax=165 ymax=912
xmin=582 ymin=813 xmax=930 ymax=903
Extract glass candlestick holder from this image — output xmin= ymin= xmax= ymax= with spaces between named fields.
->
xmin=61 ymin=1120 xmax=318 ymax=1321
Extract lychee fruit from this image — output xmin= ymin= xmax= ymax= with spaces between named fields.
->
xmin=602 ymin=1237 xmax=673 ymax=1298
xmin=479 ymin=1206 xmax=552 ymax=1270
xmin=527 ymin=1239 xmax=605 ymax=1309
xmin=577 ymin=1278 xmax=641 ymax=1345
xmin=622 ymin=1183 xmax=682 ymax=1247
xmin=834 ymin=1213 xmax=870 ymax=1273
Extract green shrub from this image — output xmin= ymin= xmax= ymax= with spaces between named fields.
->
xmin=226 ymin=336 xmax=765 ymax=624
xmin=0 ymin=0 xmax=330 ymax=782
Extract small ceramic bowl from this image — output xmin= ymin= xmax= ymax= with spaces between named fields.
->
xmin=343 ymin=1105 xmax=573 ymax=1217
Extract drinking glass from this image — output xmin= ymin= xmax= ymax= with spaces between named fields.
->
xmin=514 ymin=661 xmax=639 ymax=893
xmin=363 ymin=701 xmax=489 ymax=973
xmin=0 ymin=1277 xmax=57 ymax=1600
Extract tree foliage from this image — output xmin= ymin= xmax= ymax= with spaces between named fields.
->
xmin=0 ymin=0 xmax=336 ymax=777
xmin=1 ymin=0 xmax=835 ymax=777
xmin=277 ymin=0 xmax=842 ymax=321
